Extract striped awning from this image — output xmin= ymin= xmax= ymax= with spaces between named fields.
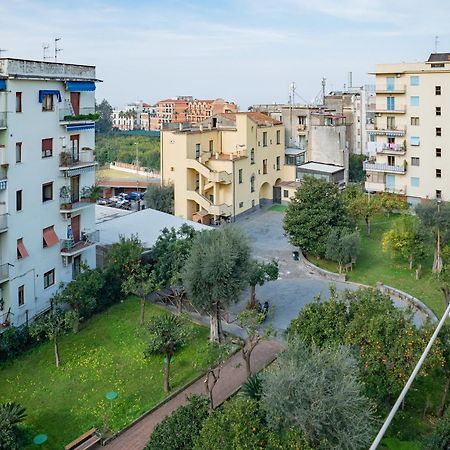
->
xmin=0 ymin=179 xmax=7 ymax=190
xmin=368 ymin=130 xmax=405 ymax=137
xmin=66 ymin=123 xmax=95 ymax=132
xmin=0 ymin=80 xmax=6 ymax=91
xmin=65 ymin=165 xmax=96 ymax=177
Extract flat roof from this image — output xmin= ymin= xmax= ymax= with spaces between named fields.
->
xmin=96 ymin=206 xmax=209 ymax=249
xmin=298 ymin=162 xmax=344 ymax=174
xmin=285 ymin=147 xmax=305 ymax=155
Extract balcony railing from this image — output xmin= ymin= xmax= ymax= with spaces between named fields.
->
xmin=59 ymin=107 xmax=98 ymax=122
xmin=375 ymin=106 xmax=406 ymax=114
xmin=59 ymin=148 xmax=95 ymax=168
xmin=0 ymin=263 xmax=10 ymax=282
xmin=60 ymin=230 xmax=99 ymax=255
xmin=0 ymin=112 xmax=6 ymax=129
xmin=375 ymin=85 xmax=406 ymax=94
xmin=363 ymin=161 xmax=406 ymax=174
xmin=377 ymin=144 xmax=406 ymax=154
xmin=0 ymin=214 xmax=8 ymax=231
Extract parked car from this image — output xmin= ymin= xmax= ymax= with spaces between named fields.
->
xmin=125 ymin=191 xmax=144 ymax=201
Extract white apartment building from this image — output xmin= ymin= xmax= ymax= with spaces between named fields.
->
xmin=0 ymin=58 xmax=98 ymax=328
xmin=365 ymin=53 xmax=450 ymax=203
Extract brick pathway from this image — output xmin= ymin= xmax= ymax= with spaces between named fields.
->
xmin=104 ymin=340 xmax=282 ymax=450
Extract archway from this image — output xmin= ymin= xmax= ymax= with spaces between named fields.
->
xmin=259 ymin=182 xmax=272 ymax=206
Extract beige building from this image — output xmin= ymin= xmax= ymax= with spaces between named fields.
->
xmin=161 ymin=112 xmax=289 ymax=223
xmin=365 ymin=53 xmax=450 ymax=203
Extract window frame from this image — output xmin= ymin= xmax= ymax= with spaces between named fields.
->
xmin=436 ymin=127 xmax=442 ymax=137
xmin=15 ymin=142 xmax=22 ymax=163
xmin=18 ymin=285 xmax=25 ymax=306
xmin=436 ymin=86 xmax=442 ymax=96
xmin=411 ymin=157 xmax=420 ymax=166
xmin=42 ymin=182 xmax=53 ymax=202
xmin=41 ymin=138 xmax=53 ymax=158
xmin=44 ymin=269 xmax=55 ymax=289
xmin=436 ymin=148 xmax=442 ymax=157
xmin=262 ymin=132 xmax=268 ymax=147
xmin=436 ymin=106 xmax=442 ymax=116
xmin=42 ymin=94 xmax=54 ymax=112
xmin=238 ymin=168 xmax=243 ymax=184
xmin=436 ymin=168 xmax=442 ymax=178
xmin=15 ymin=92 xmax=22 ymax=113
xmin=410 ymin=96 xmax=420 ymax=107
xmin=16 ymin=190 xmax=22 ymax=211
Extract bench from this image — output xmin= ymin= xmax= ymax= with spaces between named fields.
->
xmin=65 ymin=428 xmax=101 ymax=450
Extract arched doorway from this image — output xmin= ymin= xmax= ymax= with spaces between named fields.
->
xmin=259 ymin=182 xmax=271 ymax=206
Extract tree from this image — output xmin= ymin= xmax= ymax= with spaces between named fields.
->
xmin=422 ymin=405 xmax=450 ymax=450
xmin=262 ymin=338 xmax=376 ymax=450
xmin=325 ymin=228 xmax=360 ymax=272
xmin=236 ymin=309 xmax=271 ymax=377
xmin=123 ymin=265 xmax=157 ymax=325
xmin=382 ymin=216 xmax=426 ymax=270
xmin=183 ymin=226 xmax=250 ymax=342
xmin=377 ymin=192 xmax=408 ymax=216
xmin=59 ymin=266 xmax=104 ymax=332
xmin=284 ymin=177 xmax=353 ymax=257
xmin=246 ymin=259 xmax=278 ymax=309
xmin=0 ymin=402 xmax=26 ymax=450
xmin=144 ymin=184 xmax=174 ymax=214
xmin=348 ymin=153 xmax=366 ymax=183
xmin=152 ymin=224 xmax=197 ymax=313
xmin=145 ymin=313 xmax=190 ymax=393
xmin=29 ymin=303 xmax=72 ymax=367
xmin=145 ymin=395 xmax=208 ymax=450
xmin=96 ymin=99 xmax=113 ymax=134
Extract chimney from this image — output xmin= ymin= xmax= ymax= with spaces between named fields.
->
xmin=348 ymin=72 xmax=353 ymax=89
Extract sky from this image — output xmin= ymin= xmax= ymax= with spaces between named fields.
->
xmin=1 ymin=0 xmax=449 ymax=109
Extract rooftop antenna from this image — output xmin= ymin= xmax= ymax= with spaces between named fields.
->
xmin=289 ymin=81 xmax=296 ymax=105
xmin=54 ymin=37 xmax=62 ymax=62
xmin=322 ymin=77 xmax=326 ymax=105
xmin=42 ymin=43 xmax=50 ymax=61
xmin=434 ymin=35 xmax=439 ymax=53
xmin=0 ymin=49 xmax=7 ymax=58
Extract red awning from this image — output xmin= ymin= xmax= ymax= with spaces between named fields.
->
xmin=17 ymin=239 xmax=29 ymax=258
xmin=43 ymin=227 xmax=59 ymax=247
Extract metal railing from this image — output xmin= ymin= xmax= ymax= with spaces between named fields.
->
xmin=0 ymin=263 xmax=10 ymax=281
xmin=0 ymin=112 xmax=6 ymax=128
xmin=377 ymin=144 xmax=406 ymax=153
xmin=363 ymin=161 xmax=406 ymax=173
xmin=0 ymin=214 xmax=8 ymax=230
xmin=59 ymin=107 xmax=96 ymax=122
xmin=59 ymin=148 xmax=95 ymax=167
xmin=375 ymin=84 xmax=406 ymax=93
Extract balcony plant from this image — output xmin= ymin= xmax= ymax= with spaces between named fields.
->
xmin=59 ymin=151 xmax=73 ymax=167
xmin=63 ymin=113 xmax=100 ymax=122
xmin=80 ymin=185 xmax=102 ymax=203
xmin=60 ymin=185 xmax=72 ymax=209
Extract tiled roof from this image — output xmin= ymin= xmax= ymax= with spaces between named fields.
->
xmin=427 ymin=53 xmax=450 ymax=62
xmin=216 ymin=112 xmax=282 ymax=126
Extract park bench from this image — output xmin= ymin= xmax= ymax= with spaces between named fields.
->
xmin=64 ymin=428 xmax=101 ymax=450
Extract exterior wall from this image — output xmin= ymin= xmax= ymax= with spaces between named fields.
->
xmin=0 ymin=59 xmax=97 ymax=327
xmin=365 ymin=58 xmax=450 ymax=201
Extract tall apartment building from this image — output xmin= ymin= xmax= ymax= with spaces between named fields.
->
xmin=0 ymin=58 xmax=98 ymax=328
xmin=161 ymin=112 xmax=286 ymax=223
xmin=364 ymin=53 xmax=450 ymax=203
xmin=252 ymin=104 xmax=348 ymax=183
xmin=112 ymin=101 xmax=155 ymax=131
xmin=156 ymin=97 xmax=237 ymax=128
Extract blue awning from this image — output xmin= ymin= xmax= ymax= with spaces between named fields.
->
xmin=66 ymin=81 xmax=96 ymax=92
xmin=0 ymin=80 xmax=6 ymax=91
xmin=39 ymin=90 xmax=62 ymax=103
xmin=66 ymin=124 xmax=95 ymax=131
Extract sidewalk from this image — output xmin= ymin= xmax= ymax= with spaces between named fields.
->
xmin=104 ymin=340 xmax=282 ymax=450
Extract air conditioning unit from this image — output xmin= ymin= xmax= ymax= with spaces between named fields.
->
xmin=295 ymin=178 xmax=301 ymax=183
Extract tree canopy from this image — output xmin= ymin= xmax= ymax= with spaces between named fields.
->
xmin=144 ymin=184 xmax=174 ymax=214
xmin=95 ymin=99 xmax=113 ymax=134
xmin=284 ymin=177 xmax=352 ymax=257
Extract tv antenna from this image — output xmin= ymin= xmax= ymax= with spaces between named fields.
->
xmin=434 ymin=35 xmax=439 ymax=53
xmin=54 ymin=37 xmax=62 ymax=62
xmin=0 ymin=49 xmax=7 ymax=58
xmin=42 ymin=43 xmax=50 ymax=61
xmin=289 ymin=81 xmax=296 ymax=105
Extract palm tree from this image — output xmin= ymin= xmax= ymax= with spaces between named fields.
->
xmin=0 ymin=402 xmax=27 ymax=450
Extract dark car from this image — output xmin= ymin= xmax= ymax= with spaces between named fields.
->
xmin=125 ymin=191 xmax=144 ymax=201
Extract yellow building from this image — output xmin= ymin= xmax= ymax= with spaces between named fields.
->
xmin=161 ymin=112 xmax=292 ymax=223
xmin=365 ymin=53 xmax=450 ymax=203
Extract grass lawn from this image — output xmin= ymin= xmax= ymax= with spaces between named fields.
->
xmin=96 ymin=167 xmax=151 ymax=181
xmin=308 ymin=214 xmax=445 ymax=317
xmin=268 ymin=204 xmax=288 ymax=212
xmin=0 ymin=297 xmax=211 ymax=449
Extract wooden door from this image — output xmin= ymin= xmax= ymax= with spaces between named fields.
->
xmin=70 ymin=92 xmax=80 ymax=115
xmin=71 ymin=215 xmax=80 ymax=242
xmin=273 ymin=186 xmax=281 ymax=204
xmin=71 ymin=175 xmax=80 ymax=203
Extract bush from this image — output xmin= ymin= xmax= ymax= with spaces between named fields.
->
xmin=422 ymin=407 xmax=450 ymax=450
xmin=0 ymin=325 xmax=43 ymax=362
xmin=145 ymin=395 xmax=208 ymax=450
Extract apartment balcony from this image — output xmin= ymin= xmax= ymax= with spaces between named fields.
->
xmin=0 ymin=112 xmax=6 ymax=130
xmin=375 ymin=106 xmax=406 ymax=114
xmin=363 ymin=161 xmax=406 ymax=174
xmin=0 ymin=214 xmax=8 ymax=233
xmin=59 ymin=107 xmax=99 ymax=125
xmin=297 ymin=124 xmax=307 ymax=132
xmin=0 ymin=263 xmax=10 ymax=283
xmin=187 ymin=190 xmax=232 ymax=216
xmin=375 ymin=85 xmax=406 ymax=94
xmin=60 ymin=230 xmax=99 ymax=256
xmin=368 ymin=126 xmax=406 ymax=137
xmin=365 ymin=181 xmax=407 ymax=196
xmin=59 ymin=148 xmax=96 ymax=176
xmin=376 ymin=144 xmax=407 ymax=155
xmin=59 ymin=197 xmax=95 ymax=214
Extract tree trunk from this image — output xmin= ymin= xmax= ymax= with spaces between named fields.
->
xmin=140 ymin=296 xmax=145 ymax=326
xmin=365 ymin=216 xmax=371 ymax=235
xmin=338 ymin=262 xmax=342 ymax=274
xmin=438 ymin=373 xmax=450 ymax=417
xmin=175 ymin=294 xmax=183 ymax=314
xmin=433 ymin=248 xmax=443 ymax=274
xmin=209 ymin=302 xmax=223 ymax=342
xmin=72 ymin=313 xmax=80 ymax=334
xmin=163 ymin=355 xmax=171 ymax=393
xmin=54 ymin=334 xmax=61 ymax=368
xmin=409 ymin=255 xmax=413 ymax=270
xmin=248 ymin=285 xmax=257 ymax=309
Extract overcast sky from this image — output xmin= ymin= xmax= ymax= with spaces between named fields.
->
xmin=1 ymin=0 xmax=448 ymax=109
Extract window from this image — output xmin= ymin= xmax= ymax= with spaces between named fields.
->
xmin=44 ymin=269 xmax=55 ymax=289
xmin=209 ymin=140 xmax=214 ymax=152
xmin=410 ymin=136 xmax=420 ymax=146
xmin=276 ymin=130 xmax=281 ymax=145
xmin=411 ymin=157 xmax=420 ymax=166
xmin=436 ymin=127 xmax=442 ymax=136
xmin=17 ymin=238 xmax=29 ymax=259
xmin=15 ymin=142 xmax=22 ymax=163
xmin=387 ymin=155 xmax=395 ymax=166
xmin=436 ymin=148 xmax=442 ymax=157
xmin=276 ymin=156 xmax=280 ymax=171
xmin=18 ymin=285 xmax=24 ymax=306
xmin=387 ymin=96 xmax=395 ymax=111
xmin=250 ymin=148 xmax=255 ymax=164
xmin=239 ymin=202 xmax=244 ymax=208
xmin=42 ymin=138 xmax=53 ymax=158
xmin=42 ymin=94 xmax=54 ymax=111
xmin=195 ymin=143 xmax=200 ymax=159
xmin=410 ymin=96 xmax=420 ymax=107
xmin=285 ymin=155 xmax=296 ymax=165
xmin=436 ymin=169 xmax=442 ymax=178
xmin=436 ymin=107 xmax=442 ymax=116
xmin=43 ymin=226 xmax=59 ymax=248
xmin=436 ymin=190 xmax=442 ymax=200
xmin=411 ymin=117 xmax=420 ymax=126
xmin=436 ymin=86 xmax=441 ymax=95
xmin=387 ymin=116 xmax=395 ymax=129
xmin=298 ymin=116 xmax=306 ymax=125
xmin=262 ymin=132 xmax=268 ymax=147
xmin=16 ymin=190 xmax=22 ymax=211
xmin=42 ymin=182 xmax=53 ymax=202
xmin=238 ymin=169 xmax=243 ymax=184
xmin=250 ymin=175 xmax=255 ymax=193
xmin=262 ymin=159 xmax=268 ymax=175
xmin=283 ymin=190 xmax=289 ymax=198
xmin=386 ymin=76 xmax=395 ymax=90
xmin=432 ymin=63 xmax=445 ymax=68
xmin=15 ymin=92 xmax=22 ymax=112
xmin=410 ymin=177 xmax=420 ymax=188
xmin=410 ymin=76 xmax=420 ymax=86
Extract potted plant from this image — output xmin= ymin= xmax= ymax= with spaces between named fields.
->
xmin=60 ymin=185 xmax=72 ymax=209
xmin=59 ymin=151 xmax=73 ymax=167
xmin=80 ymin=185 xmax=102 ymax=203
